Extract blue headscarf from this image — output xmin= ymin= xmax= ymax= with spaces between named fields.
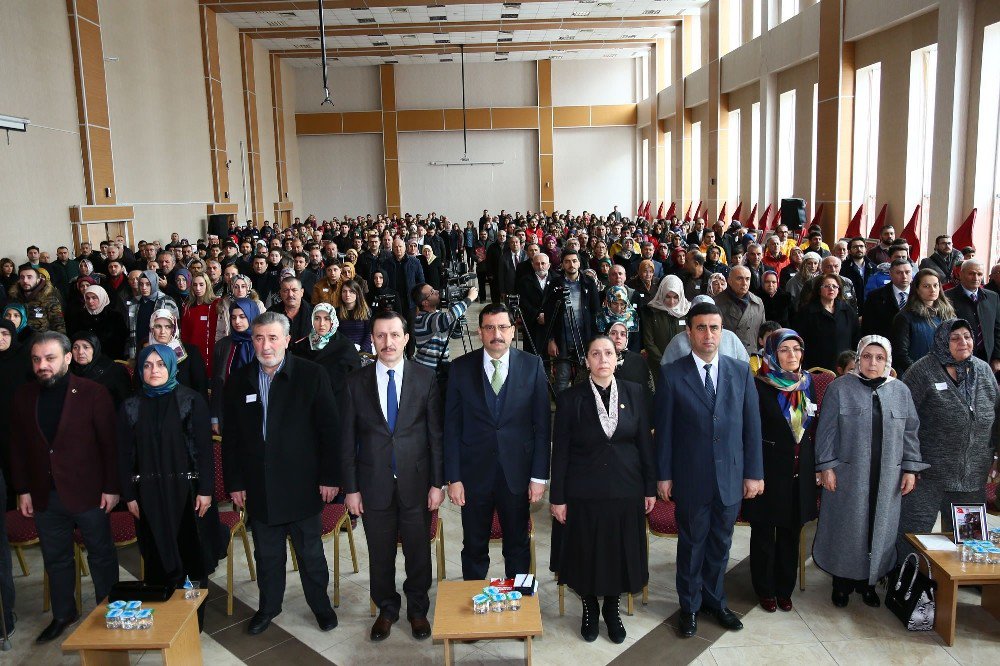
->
xmin=137 ymin=343 xmax=178 ymax=397
xmin=230 ymin=298 xmax=260 ymax=370
xmin=3 ymin=303 xmax=28 ymax=333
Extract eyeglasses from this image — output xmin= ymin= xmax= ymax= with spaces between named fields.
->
xmin=821 ymin=284 xmax=840 ymax=290
xmin=481 ymin=324 xmax=514 ymax=333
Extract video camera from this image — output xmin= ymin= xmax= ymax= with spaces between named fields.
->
xmin=440 ymin=258 xmax=477 ymax=305
xmin=372 ymin=292 xmax=399 ymax=313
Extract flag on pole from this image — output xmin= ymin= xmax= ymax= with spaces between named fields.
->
xmin=951 ymin=208 xmax=978 ymax=250
xmin=745 ymin=203 xmax=758 ymax=230
xmin=665 ymin=202 xmax=676 ymax=219
xmin=845 ymin=204 xmax=865 ymax=238
xmin=717 ymin=203 xmax=727 ymax=223
xmin=901 ymin=205 xmax=921 ymax=259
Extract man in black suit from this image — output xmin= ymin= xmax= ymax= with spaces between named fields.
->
xmin=485 ymin=230 xmax=508 ymax=304
xmin=444 ymin=304 xmax=551 ymax=580
xmin=222 ymin=312 xmax=340 ymax=636
xmin=516 ymin=253 xmax=554 ymax=356
xmin=546 ymin=250 xmax=601 ymax=393
xmin=946 ymin=259 xmax=1000 ymax=372
xmin=496 ymin=236 xmax=527 ymax=300
xmin=861 ymin=259 xmax=912 ymax=339
xmin=341 ymin=311 xmax=444 ymax=642
xmin=918 ymin=234 xmax=963 ymax=281
xmin=267 ymin=275 xmax=313 ymax=343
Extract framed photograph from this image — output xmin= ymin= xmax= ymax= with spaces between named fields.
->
xmin=951 ymin=503 xmax=989 ymax=544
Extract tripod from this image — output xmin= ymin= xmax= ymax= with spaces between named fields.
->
xmin=508 ymin=302 xmax=557 ymax=401
xmin=542 ymin=288 xmax=586 ymax=391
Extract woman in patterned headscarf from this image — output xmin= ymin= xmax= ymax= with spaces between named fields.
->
xmin=291 ymin=302 xmax=361 ymax=402
xmin=148 ymin=308 xmax=208 ymax=399
xmin=742 ymin=329 xmax=819 ymax=614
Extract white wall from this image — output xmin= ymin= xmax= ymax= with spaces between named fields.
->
xmin=298 ymin=134 xmax=386 ymax=218
xmin=554 ymin=127 xmax=636 ymax=215
xmin=395 ymin=62 xmax=536 ymax=109
xmin=398 ymin=130 xmax=538 ymax=221
xmin=0 ymin=0 xmax=86 ymax=256
xmin=552 ymin=58 xmax=637 ymax=106
xmin=294 ymin=65 xmax=381 ymax=113
xmin=218 ymin=15 xmax=248 ymax=221
xmin=282 ymin=61 xmax=303 ymax=214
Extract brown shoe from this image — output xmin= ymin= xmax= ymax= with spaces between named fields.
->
xmin=408 ymin=615 xmax=431 ymax=640
xmin=370 ymin=614 xmax=397 ymax=642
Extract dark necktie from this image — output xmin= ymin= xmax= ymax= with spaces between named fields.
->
xmin=970 ymin=291 xmax=985 ymax=351
xmin=704 ymin=363 xmax=716 ymax=411
xmin=387 ymin=369 xmax=398 ymax=475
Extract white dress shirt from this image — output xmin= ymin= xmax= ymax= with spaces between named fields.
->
xmin=892 ymin=285 xmax=909 ymax=308
xmin=375 ymin=358 xmax=404 ymax=422
xmin=483 ymin=349 xmax=547 ymax=485
xmin=691 ymin=352 xmax=720 ymax=390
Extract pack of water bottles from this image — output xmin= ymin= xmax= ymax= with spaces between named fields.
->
xmin=105 ymin=600 xmax=154 ymax=630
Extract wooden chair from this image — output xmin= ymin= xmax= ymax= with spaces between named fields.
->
xmin=369 ymin=509 xmax=445 ymax=616
xmin=213 ymin=438 xmax=257 ymax=615
xmin=288 ymin=503 xmax=360 ymax=607
xmin=6 ymin=510 xmax=52 ymax=611
xmin=798 ymin=367 xmax=836 ymax=590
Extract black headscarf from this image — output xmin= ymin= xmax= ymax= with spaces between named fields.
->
xmin=0 ymin=319 xmax=21 ymax=358
xmin=70 ymin=330 xmax=103 ymax=373
xmin=932 ymin=318 xmax=976 ymax=405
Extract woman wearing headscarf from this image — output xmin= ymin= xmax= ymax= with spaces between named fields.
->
xmin=127 ymin=270 xmax=178 ymax=361
xmin=3 ymin=303 xmax=36 ymax=346
xmin=626 ymin=260 xmax=659 ymax=311
xmin=542 ymin=234 xmax=562 ymax=266
xmin=210 ymin=273 xmax=263 ymax=342
xmin=70 ymin=331 xmax=132 ymax=407
xmin=549 ymin=335 xmax=655 ymax=644
xmin=118 ymin=344 xmax=221 ymax=629
xmin=0 ymin=319 xmax=32 ymax=510
xmin=742 ymin=329 xmax=819 ymax=613
xmin=597 ymin=285 xmax=640 ymax=353
xmin=642 ymin=275 xmax=690 ymax=372
xmin=890 ymin=269 xmax=956 ymax=374
xmin=66 ymin=275 xmax=98 ymax=331
xmin=169 ymin=267 xmax=192 ymax=304
xmin=812 ymin=336 xmax=926 ymax=608
xmin=209 ymin=298 xmax=260 ymax=434
xmin=365 ymin=268 xmax=397 ymax=310
xmin=340 ymin=261 xmax=367 ymax=295
xmin=148 ymin=309 xmax=208 ymax=399
xmin=180 ymin=274 xmax=216 ymax=374
xmin=606 ymin=321 xmax=654 ymax=415
xmin=68 ymin=284 xmax=128 ymax=360
xmin=897 ymin=319 xmax=1000 ymax=560
xmin=419 ymin=245 xmax=442 ymax=290
xmin=595 ymin=257 xmax=613 ymax=288
xmin=290 ymin=302 xmax=361 ymax=403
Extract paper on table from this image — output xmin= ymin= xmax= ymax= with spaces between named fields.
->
xmin=915 ymin=534 xmax=957 ymax=551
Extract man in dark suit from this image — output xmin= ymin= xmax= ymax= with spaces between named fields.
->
xmin=267 ymin=275 xmax=314 ymax=342
xmin=341 ymin=310 xmax=444 ymax=642
xmin=861 ymin=259 xmax=912 ymax=339
xmin=496 ymin=236 xmax=527 ymax=300
xmin=841 ymin=236 xmax=877 ymax=307
xmin=516 ymin=253 xmax=554 ymax=356
xmin=546 ymin=250 xmax=601 ymax=393
xmin=946 ymin=259 xmax=1000 ymax=372
xmin=378 ymin=238 xmax=425 ymax=311
xmin=444 ymin=304 xmax=551 ymax=580
xmin=222 ymin=312 xmax=340 ymax=636
xmin=655 ymin=302 xmax=763 ymax=638
xmin=485 ymin=230 xmax=507 ymax=304
xmin=10 ymin=332 xmax=120 ymax=643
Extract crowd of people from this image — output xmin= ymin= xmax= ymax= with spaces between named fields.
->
xmin=0 ymin=207 xmax=998 ymax=649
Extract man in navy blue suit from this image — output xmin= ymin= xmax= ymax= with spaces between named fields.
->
xmin=444 ymin=303 xmax=552 ymax=579
xmin=655 ymin=301 xmax=763 ymax=638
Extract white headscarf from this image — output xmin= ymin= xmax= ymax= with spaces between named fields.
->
xmin=84 ymin=284 xmax=111 ymax=315
xmin=851 ymin=335 xmax=894 ymax=381
xmin=648 ymin=274 xmax=691 ymax=318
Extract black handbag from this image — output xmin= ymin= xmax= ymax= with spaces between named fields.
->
xmin=885 ymin=552 xmax=936 ymax=631
xmin=107 ymin=581 xmax=174 ymax=603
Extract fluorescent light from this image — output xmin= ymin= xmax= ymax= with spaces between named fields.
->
xmin=0 ymin=115 xmax=29 ymax=132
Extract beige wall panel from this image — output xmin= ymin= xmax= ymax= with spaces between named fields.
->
xmin=397 ymin=110 xmax=445 ymax=132
xmin=297 ymin=113 xmax=344 ymax=134
xmin=217 ymin=15 xmax=247 ymax=216
xmin=342 ymin=111 xmax=385 ymax=133
xmin=75 ymin=0 xmax=100 ymax=25
xmin=254 ymin=41 xmax=279 ymax=212
xmin=280 ymin=60 xmax=302 ymax=213
xmin=591 ymin=104 xmax=638 ymax=126
xmin=538 ymin=110 xmax=553 ymax=154
xmin=78 ymin=19 xmax=110 ymax=129
xmin=490 ymin=107 xmax=539 ymax=129
xmin=444 ymin=108 xmax=492 ymax=130
xmin=553 ymin=106 xmax=591 ymax=127
xmin=382 ymin=112 xmax=398 ymax=159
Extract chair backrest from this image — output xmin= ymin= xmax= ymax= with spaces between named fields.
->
xmin=212 ymin=441 xmax=228 ymax=504
xmin=808 ymin=368 xmax=836 ymax=408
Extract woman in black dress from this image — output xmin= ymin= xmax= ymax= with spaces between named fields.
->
xmin=740 ymin=329 xmax=819 ymax=613
xmin=70 ymin=331 xmax=133 ymax=407
xmin=550 ymin=335 xmax=656 ymax=644
xmin=118 ymin=344 xmax=222 ymax=629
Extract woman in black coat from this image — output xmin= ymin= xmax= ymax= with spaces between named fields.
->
xmin=741 ymin=329 xmax=819 ymax=612
xmin=793 ymin=274 xmax=859 ymax=371
xmin=147 ymin=308 xmax=208 ymax=399
xmin=549 ymin=335 xmax=656 ymax=644
xmin=0 ymin=319 xmax=32 ymax=509
xmin=419 ymin=246 xmax=443 ymax=290
xmin=70 ymin=331 xmax=133 ymax=407
xmin=290 ymin=303 xmax=362 ymax=403
xmin=69 ymin=285 xmax=128 ymax=360
xmin=209 ymin=298 xmax=259 ymax=433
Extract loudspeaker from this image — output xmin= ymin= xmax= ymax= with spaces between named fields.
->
xmin=208 ymin=214 xmax=229 ymax=239
xmin=780 ymin=198 xmax=806 ymax=232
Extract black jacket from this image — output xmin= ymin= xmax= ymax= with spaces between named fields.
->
xmin=290 ymin=332 xmax=362 ymax=403
xmin=946 ymin=286 xmax=1000 ymax=362
xmin=516 ymin=270 xmax=554 ymax=355
xmin=550 ymin=379 xmax=655 ymax=504
xmin=267 ymin=300 xmax=313 ymax=344
xmin=544 ymin=272 xmax=601 ymax=352
xmin=841 ymin=257 xmax=877 ymax=306
xmin=222 ymin=354 xmax=340 ymax=524
xmin=861 ymin=283 xmax=903 ymax=340
xmin=794 ymin=300 xmax=860 ymax=371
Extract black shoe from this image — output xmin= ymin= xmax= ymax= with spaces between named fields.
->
xmin=602 ymin=595 xmax=626 ymax=644
xmin=704 ymin=606 xmax=743 ymax=631
xmin=860 ymin=587 xmax=881 ymax=608
xmin=370 ymin=613 xmax=397 ymax=642
xmin=316 ymin=610 xmax=339 ymax=632
xmin=580 ymin=595 xmax=599 ymax=642
xmin=678 ymin=612 xmax=697 ymax=638
xmin=831 ymin=590 xmax=850 ymax=607
xmin=36 ymin=613 xmax=79 ymax=644
xmin=408 ymin=615 xmax=431 ymax=640
xmin=247 ymin=611 xmax=277 ymax=635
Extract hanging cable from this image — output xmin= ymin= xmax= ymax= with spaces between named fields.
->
xmin=318 ymin=0 xmax=333 ymax=106
xmin=460 ymin=44 xmax=469 ymax=161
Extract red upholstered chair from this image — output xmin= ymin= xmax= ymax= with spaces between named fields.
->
xmin=798 ymin=368 xmax=836 ymax=591
xmin=6 ymin=510 xmax=54 ymax=612
xmin=489 ymin=509 xmax=536 ymax=576
xmin=213 ymin=438 xmax=256 ymax=615
xmin=290 ymin=502 xmax=360 ymax=608
xmin=369 ymin=509 xmax=445 ymax=616
xmin=986 ymin=482 xmax=998 ymax=516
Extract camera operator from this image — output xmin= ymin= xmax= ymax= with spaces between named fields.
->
xmin=545 ymin=250 xmax=600 ymax=393
xmin=410 ymin=282 xmax=478 ymax=373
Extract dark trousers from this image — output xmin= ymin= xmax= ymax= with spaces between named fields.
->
xmin=460 ymin=470 xmax=530 ymax=580
xmin=552 ymin=353 xmax=582 ymax=394
xmin=363 ymin=483 xmax=432 ymax=620
xmin=34 ymin=491 xmax=118 ymax=620
xmin=833 ymin=576 xmax=873 ymax=594
xmin=249 ymin=512 xmax=332 ymax=617
xmin=0 ymin=472 xmax=14 ymax=629
xmin=749 ymin=523 xmax=800 ymax=598
xmin=674 ymin=496 xmax=740 ymax=613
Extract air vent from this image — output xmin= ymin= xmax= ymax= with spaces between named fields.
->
xmin=264 ymin=20 xmax=287 ymax=27
xmin=357 ymin=17 xmax=376 ymax=23
xmin=390 ymin=7 xmax=408 ymax=12
xmin=440 ymin=57 xmax=454 ymax=62
xmin=603 ymin=53 xmax=617 ymax=58
xmin=435 ymin=38 xmax=450 ymax=44
xmin=430 ymin=15 xmax=447 ymax=21
xmin=498 ymin=37 xmax=512 ymax=42
xmin=641 ymin=9 xmax=661 ymax=15
xmin=373 ymin=40 xmax=388 ymax=46
xmin=305 ymin=37 xmax=320 ymax=41
xmin=293 ymin=43 xmax=313 ymax=49
xmin=503 ymin=2 xmax=521 ymax=7
xmin=385 ymin=59 xmax=399 ymax=64
xmin=278 ymin=11 xmax=296 ymax=17
xmin=499 ymin=30 xmax=513 ymax=35
xmin=572 ymin=11 xmax=590 ymax=16
xmin=403 ymin=34 xmax=417 ymax=38
xmin=597 ymin=2 xmax=612 ymax=6
xmin=426 ymin=3 xmax=445 ymax=7
xmin=621 ymin=33 xmax=636 ymax=38
xmin=558 ymin=35 xmax=576 ymax=40
xmin=350 ymin=7 xmax=368 ymax=11
xmin=501 ymin=13 xmax=518 ymax=18
xmin=495 ymin=57 xmax=508 ymax=61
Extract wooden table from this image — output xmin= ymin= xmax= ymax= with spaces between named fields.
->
xmin=432 ymin=580 xmax=543 ymax=665
xmin=905 ymin=533 xmax=1000 ymax=646
xmin=62 ymin=589 xmax=207 ymax=665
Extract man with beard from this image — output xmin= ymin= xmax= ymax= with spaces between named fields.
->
xmin=249 ymin=255 xmax=277 ymax=304
xmin=10 ymin=332 xmax=119 ymax=643
xmin=11 ymin=266 xmax=65 ymax=333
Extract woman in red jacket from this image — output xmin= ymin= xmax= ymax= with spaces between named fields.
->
xmin=180 ymin=273 xmax=216 ymax=375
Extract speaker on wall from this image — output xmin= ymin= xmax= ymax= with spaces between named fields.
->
xmin=780 ymin=198 xmax=806 ymax=232
xmin=207 ymin=214 xmax=229 ymax=239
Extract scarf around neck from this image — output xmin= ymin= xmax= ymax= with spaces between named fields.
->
xmin=755 ymin=328 xmax=813 ymax=443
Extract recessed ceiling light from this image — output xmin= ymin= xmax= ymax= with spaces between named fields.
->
xmin=373 ymin=40 xmax=388 ymax=46
xmin=498 ymin=37 xmax=512 ymax=42
xmin=642 ymin=9 xmax=661 ymax=15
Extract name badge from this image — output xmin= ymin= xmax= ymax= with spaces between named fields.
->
xmin=33 ymin=307 xmax=44 ymax=319
xmin=245 ymin=394 xmax=257 ymax=403
xmin=200 ymin=315 xmax=208 ymax=321
xmin=678 ymin=320 xmax=685 ymax=326
xmin=934 ymin=382 xmax=948 ymax=391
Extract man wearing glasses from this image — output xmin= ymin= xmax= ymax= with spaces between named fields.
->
xmin=444 ymin=304 xmax=552 ymax=580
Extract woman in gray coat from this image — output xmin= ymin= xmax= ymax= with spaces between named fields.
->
xmin=897 ymin=319 xmax=1000 ymax=558
xmin=813 ymin=335 xmax=927 ymax=608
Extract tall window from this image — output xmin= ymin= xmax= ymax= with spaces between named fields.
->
xmin=752 ymin=1 xmax=762 ymax=39
xmin=852 ymin=63 xmax=882 ymax=234
xmin=905 ymin=45 xmax=937 ymax=255
xmin=777 ymin=90 xmax=796 ymax=201
xmin=811 ymin=83 xmax=818 ymax=215
xmin=664 ymin=130 xmax=672 ymax=207
xmin=641 ymin=136 xmax=650 ymax=206
xmin=691 ymin=12 xmax=702 ymax=71
xmin=779 ymin=0 xmax=799 ymax=25
xmin=751 ymin=102 xmax=761 ymax=209
xmin=691 ymin=121 xmax=702 ymax=208
xmin=727 ymin=0 xmax=742 ymax=54
xmin=974 ymin=22 xmax=1000 ymax=266
xmin=727 ymin=109 xmax=741 ymax=210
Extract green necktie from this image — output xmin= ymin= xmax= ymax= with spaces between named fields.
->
xmin=491 ymin=359 xmax=503 ymax=394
